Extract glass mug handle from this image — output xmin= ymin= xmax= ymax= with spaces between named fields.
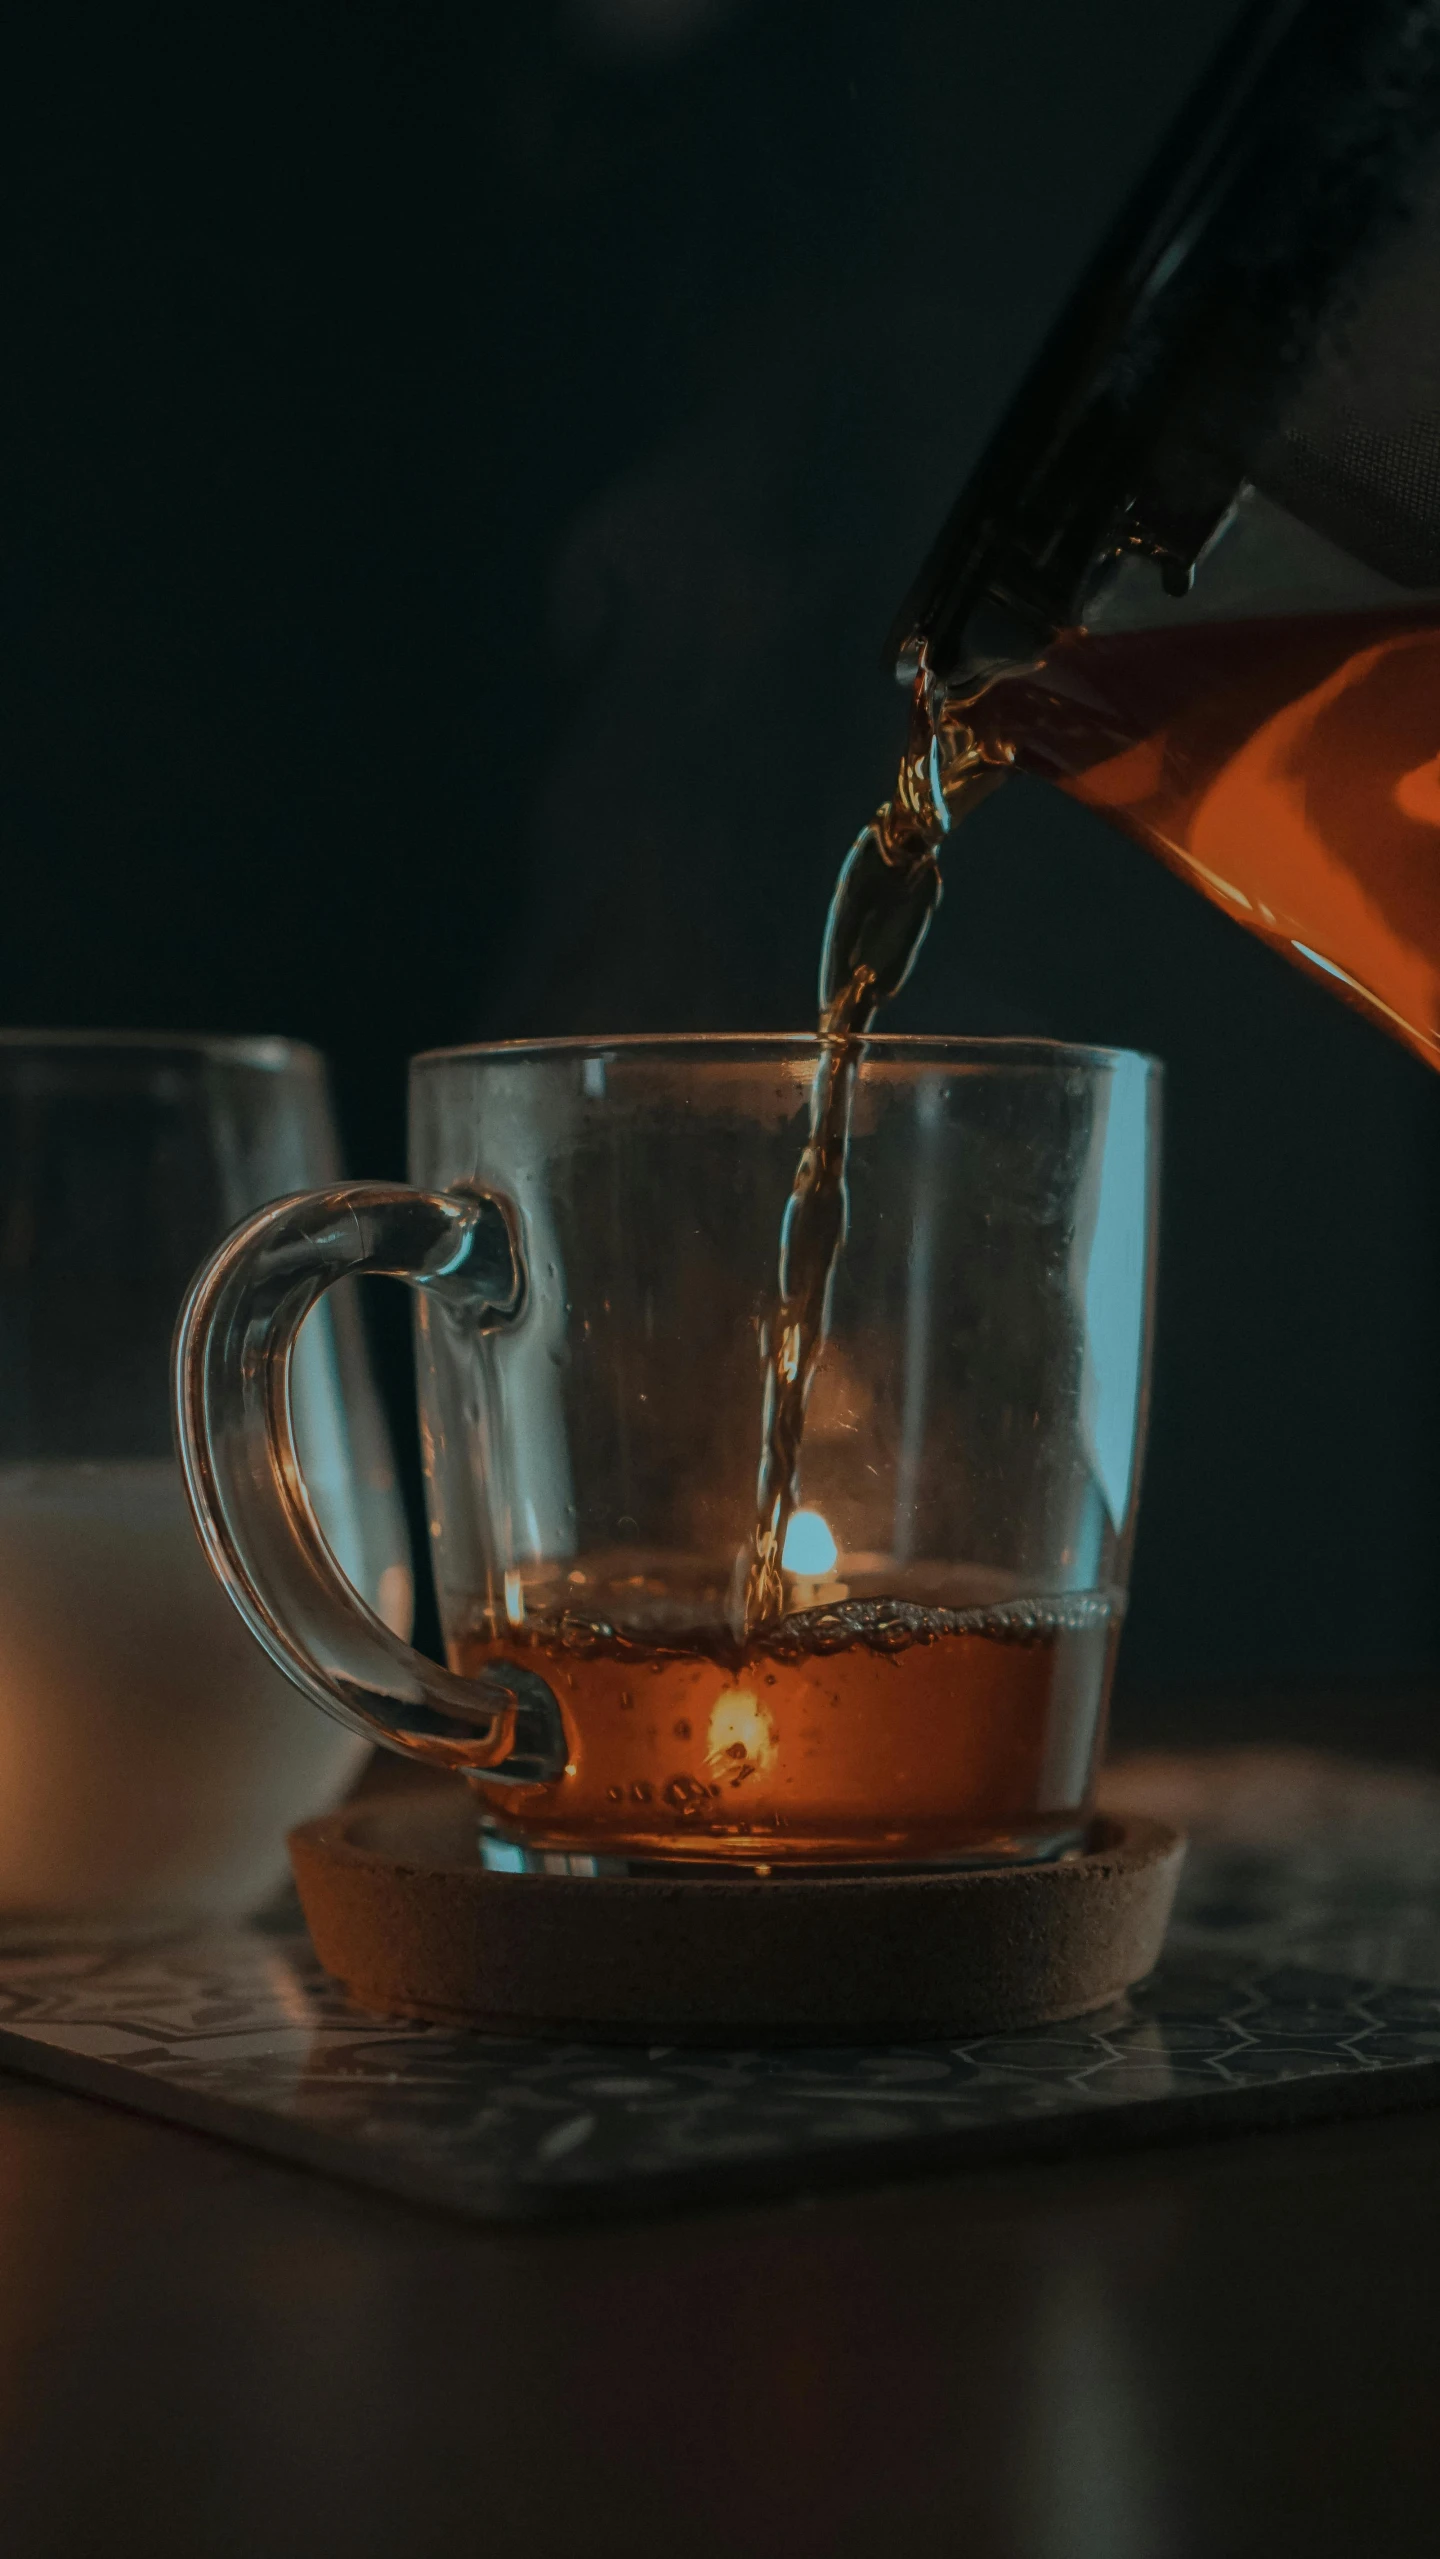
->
xmin=173 ymin=1181 xmax=565 ymax=1783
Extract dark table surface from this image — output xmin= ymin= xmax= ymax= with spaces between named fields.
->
xmin=5 ymin=1685 xmax=1440 ymax=2559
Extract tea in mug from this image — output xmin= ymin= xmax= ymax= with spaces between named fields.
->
xmin=453 ymin=1583 xmax=1119 ymax=1866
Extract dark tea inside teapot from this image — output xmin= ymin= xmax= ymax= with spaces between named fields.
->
xmin=888 ymin=0 xmax=1440 ymax=1068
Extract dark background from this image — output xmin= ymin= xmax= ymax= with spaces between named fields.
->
xmin=4 ymin=0 xmax=1438 ymax=1704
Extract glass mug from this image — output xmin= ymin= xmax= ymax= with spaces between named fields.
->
xmin=0 ymin=1033 xmax=412 ymax=1924
xmin=176 ymin=1035 xmax=1159 ymax=1874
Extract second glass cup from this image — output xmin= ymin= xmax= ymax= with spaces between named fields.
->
xmin=0 ymin=1032 xmax=412 ymax=1923
xmin=176 ymin=1035 xmax=1158 ymax=1874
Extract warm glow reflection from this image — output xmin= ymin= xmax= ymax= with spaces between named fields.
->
xmin=705 ymin=1686 xmax=777 ymax=1778
xmin=781 ymin=1508 xmax=838 ymax=1576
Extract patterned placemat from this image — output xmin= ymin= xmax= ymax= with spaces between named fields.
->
xmin=1 ymin=1750 xmax=1438 ymax=2224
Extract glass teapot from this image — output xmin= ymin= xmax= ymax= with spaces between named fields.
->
xmin=892 ymin=0 xmax=1440 ymax=1069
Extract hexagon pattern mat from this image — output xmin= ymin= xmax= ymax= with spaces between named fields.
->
xmin=1 ymin=1750 xmax=1438 ymax=2223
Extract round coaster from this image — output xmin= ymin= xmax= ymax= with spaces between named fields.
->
xmin=289 ymin=1790 xmax=1185 ymax=2044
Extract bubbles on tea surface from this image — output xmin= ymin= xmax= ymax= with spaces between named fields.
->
xmin=755 ymin=1591 xmax=1120 ymax=1657
xmin=558 ymin=1612 xmax=613 ymax=1655
xmin=662 ymin=1774 xmax=710 ymax=1816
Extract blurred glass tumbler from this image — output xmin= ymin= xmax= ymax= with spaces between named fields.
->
xmin=0 ymin=1035 xmax=411 ymax=1924
xmin=177 ymin=1036 xmax=1158 ymax=1875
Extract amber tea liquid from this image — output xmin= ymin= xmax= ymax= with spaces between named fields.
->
xmin=985 ymin=605 xmax=1440 ymax=1068
xmin=462 ymin=1593 xmax=1118 ymax=1865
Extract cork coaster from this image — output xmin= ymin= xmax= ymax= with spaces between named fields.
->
xmin=289 ymin=1790 xmax=1185 ymax=2044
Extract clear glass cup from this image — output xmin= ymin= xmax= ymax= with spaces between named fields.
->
xmin=0 ymin=1033 xmax=412 ymax=1925
xmin=176 ymin=1034 xmax=1158 ymax=1875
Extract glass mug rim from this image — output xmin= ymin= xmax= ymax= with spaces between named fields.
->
xmin=0 ymin=1027 xmax=325 ymax=1076
xmin=411 ymin=1030 xmax=1162 ymax=1077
